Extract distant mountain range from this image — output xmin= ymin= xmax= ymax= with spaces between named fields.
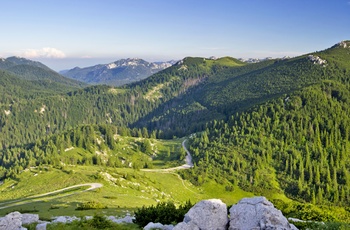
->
xmin=60 ymin=58 xmax=177 ymax=86
xmin=238 ymin=56 xmax=290 ymax=63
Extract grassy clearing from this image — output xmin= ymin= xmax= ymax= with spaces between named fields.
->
xmin=199 ymin=180 xmax=254 ymax=205
xmin=0 ymin=167 xmax=93 ymax=201
xmin=62 ymin=136 xmax=184 ymax=170
xmin=0 ymin=163 xmax=259 ymax=220
xmin=143 ymin=83 xmax=165 ymax=101
xmin=0 ymin=136 xmax=285 ymax=221
xmin=108 ymin=88 xmax=127 ymax=95
xmin=150 ymin=138 xmax=184 ymax=168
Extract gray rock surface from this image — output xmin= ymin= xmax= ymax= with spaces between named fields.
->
xmin=174 ymin=199 xmax=228 ymax=230
xmin=21 ymin=214 xmax=39 ymax=225
xmin=173 ymin=221 xmax=199 ymax=230
xmin=0 ymin=211 xmax=22 ymax=230
xmin=108 ymin=214 xmax=135 ymax=224
xmin=229 ymin=196 xmax=298 ymax=230
xmin=52 ymin=216 xmax=80 ymax=223
xmin=35 ymin=222 xmax=49 ymax=230
xmin=144 ymin=222 xmax=174 ymax=230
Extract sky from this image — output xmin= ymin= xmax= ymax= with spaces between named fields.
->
xmin=0 ymin=0 xmax=349 ymax=71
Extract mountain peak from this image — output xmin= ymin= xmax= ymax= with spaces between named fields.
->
xmin=5 ymin=56 xmax=53 ymax=71
xmin=332 ymin=40 xmax=350 ymax=49
xmin=106 ymin=58 xmax=147 ymax=70
xmin=62 ymin=58 xmax=176 ymax=86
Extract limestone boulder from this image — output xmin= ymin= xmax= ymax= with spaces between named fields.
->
xmin=174 ymin=199 xmax=228 ymax=230
xmin=229 ymin=196 xmax=298 ymax=230
xmin=173 ymin=221 xmax=199 ymax=230
xmin=35 ymin=222 xmax=49 ymax=230
xmin=108 ymin=214 xmax=135 ymax=224
xmin=52 ymin=216 xmax=79 ymax=223
xmin=21 ymin=214 xmax=39 ymax=225
xmin=144 ymin=222 xmax=174 ymax=230
xmin=0 ymin=211 xmax=22 ymax=230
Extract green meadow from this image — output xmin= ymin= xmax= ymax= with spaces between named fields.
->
xmin=0 ymin=164 xmax=253 ymax=220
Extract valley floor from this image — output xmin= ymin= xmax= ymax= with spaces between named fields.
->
xmin=0 ymin=139 xmax=253 ymax=219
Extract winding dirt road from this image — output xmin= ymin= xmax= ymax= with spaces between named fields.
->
xmin=0 ymin=183 xmax=102 ymax=210
xmin=141 ymin=139 xmax=197 ymax=193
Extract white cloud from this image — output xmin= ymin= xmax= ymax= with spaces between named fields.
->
xmin=22 ymin=47 xmax=66 ymax=58
xmin=81 ymin=55 xmax=93 ymax=59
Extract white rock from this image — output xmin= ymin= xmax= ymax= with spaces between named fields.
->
xmin=0 ymin=211 xmax=22 ymax=230
xmin=308 ymin=55 xmax=327 ymax=66
xmin=337 ymin=41 xmax=348 ymax=48
xmin=173 ymin=221 xmax=199 ymax=230
xmin=229 ymin=196 xmax=298 ymax=230
xmin=163 ymin=224 xmax=174 ymax=230
xmin=52 ymin=216 xmax=79 ymax=223
xmin=108 ymin=215 xmax=135 ymax=224
xmin=144 ymin=222 xmax=174 ymax=230
xmin=35 ymin=222 xmax=49 ymax=230
xmin=21 ymin=214 xmax=39 ymax=225
xmin=174 ymin=199 xmax=228 ymax=230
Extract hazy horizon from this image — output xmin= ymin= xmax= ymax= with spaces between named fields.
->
xmin=1 ymin=0 xmax=349 ymax=70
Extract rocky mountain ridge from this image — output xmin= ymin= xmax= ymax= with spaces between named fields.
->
xmin=60 ymin=58 xmax=177 ymax=86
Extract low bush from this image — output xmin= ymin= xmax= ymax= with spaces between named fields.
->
xmin=133 ymin=200 xmax=192 ymax=227
xmin=75 ymin=201 xmax=107 ymax=210
xmin=291 ymin=221 xmax=350 ymax=230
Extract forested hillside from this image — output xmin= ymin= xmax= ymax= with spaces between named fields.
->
xmin=1 ymin=42 xmax=350 ymax=150
xmin=0 ymin=57 xmax=247 ymax=149
xmin=184 ymin=41 xmax=350 ymax=205
xmin=0 ymin=57 xmax=85 ymax=89
xmin=0 ymin=124 xmax=166 ymax=179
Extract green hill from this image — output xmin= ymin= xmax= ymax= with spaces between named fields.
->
xmin=5 ymin=56 xmax=53 ymax=71
xmin=183 ymin=41 xmax=350 ymax=206
xmin=132 ymin=44 xmax=350 ymax=137
xmin=0 ymin=57 xmax=86 ymax=92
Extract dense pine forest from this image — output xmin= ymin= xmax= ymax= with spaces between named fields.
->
xmin=186 ymin=81 xmax=350 ymax=204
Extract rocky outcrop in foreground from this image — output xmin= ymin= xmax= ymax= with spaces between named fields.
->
xmin=145 ymin=197 xmax=298 ymax=230
xmin=1 ymin=197 xmax=297 ymax=230
xmin=0 ymin=212 xmax=39 ymax=230
xmin=0 ymin=212 xmax=134 ymax=230
xmin=174 ymin=199 xmax=228 ymax=230
xmin=229 ymin=197 xmax=297 ymax=230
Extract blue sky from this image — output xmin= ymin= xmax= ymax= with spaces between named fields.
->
xmin=0 ymin=0 xmax=349 ymax=70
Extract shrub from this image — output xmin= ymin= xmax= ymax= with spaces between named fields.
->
xmin=133 ymin=200 xmax=192 ymax=227
xmin=75 ymin=201 xmax=107 ymax=210
xmin=290 ymin=221 xmax=350 ymax=230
